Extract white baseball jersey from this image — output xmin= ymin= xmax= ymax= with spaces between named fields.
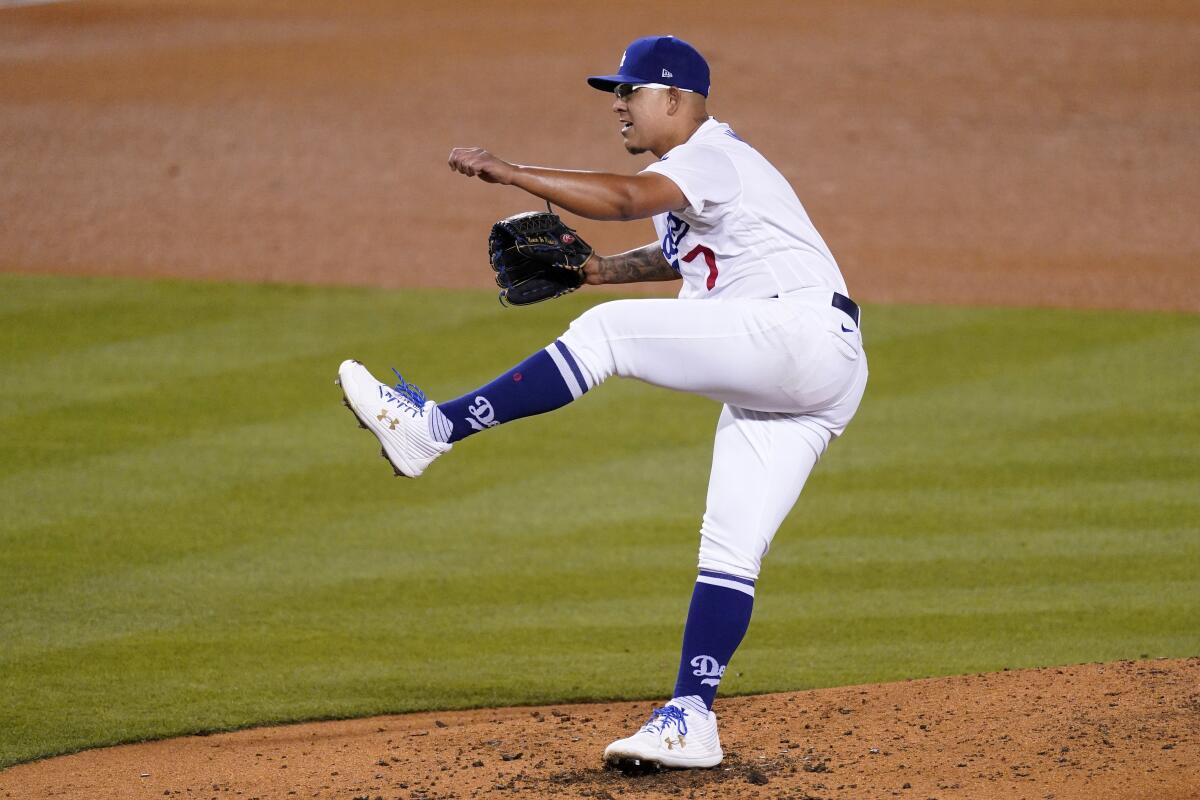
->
xmin=641 ymin=117 xmax=848 ymax=300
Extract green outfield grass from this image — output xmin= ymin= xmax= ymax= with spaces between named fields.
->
xmin=1 ymin=274 xmax=1197 ymax=768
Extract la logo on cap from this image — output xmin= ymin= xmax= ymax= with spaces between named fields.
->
xmin=586 ymin=35 xmax=712 ymax=97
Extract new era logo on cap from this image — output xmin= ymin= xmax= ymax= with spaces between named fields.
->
xmin=586 ymin=35 xmax=711 ymax=97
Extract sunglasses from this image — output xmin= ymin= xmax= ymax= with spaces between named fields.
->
xmin=613 ymin=82 xmax=697 ymax=101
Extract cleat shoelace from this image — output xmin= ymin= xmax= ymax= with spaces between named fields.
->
xmin=389 ymin=368 xmax=428 ymax=415
xmin=642 ymin=705 xmax=689 ymax=736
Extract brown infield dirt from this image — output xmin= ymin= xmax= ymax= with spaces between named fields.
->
xmin=0 ymin=659 xmax=1196 ymax=800
xmin=1 ymin=1 xmax=1197 ymax=799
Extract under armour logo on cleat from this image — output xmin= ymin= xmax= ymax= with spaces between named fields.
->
xmin=376 ymin=409 xmax=401 ymax=430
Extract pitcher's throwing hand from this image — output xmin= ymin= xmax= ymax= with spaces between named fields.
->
xmin=448 ymin=147 xmax=515 ymax=184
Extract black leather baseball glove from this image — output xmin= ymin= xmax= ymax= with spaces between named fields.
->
xmin=488 ymin=211 xmax=593 ymax=306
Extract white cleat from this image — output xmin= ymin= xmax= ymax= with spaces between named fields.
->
xmin=336 ymin=359 xmax=451 ymax=478
xmin=603 ymin=699 xmax=723 ymax=772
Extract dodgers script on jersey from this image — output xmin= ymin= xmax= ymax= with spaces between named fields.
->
xmin=641 ymin=118 xmax=848 ymax=300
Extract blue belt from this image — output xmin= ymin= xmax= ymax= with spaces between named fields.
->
xmin=769 ymin=291 xmax=860 ymax=326
xmin=832 ymin=292 xmax=860 ymax=325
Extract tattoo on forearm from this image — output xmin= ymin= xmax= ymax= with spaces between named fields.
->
xmin=598 ymin=244 xmax=680 ymax=284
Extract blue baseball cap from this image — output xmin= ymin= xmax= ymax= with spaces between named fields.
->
xmin=587 ymin=35 xmax=710 ymax=97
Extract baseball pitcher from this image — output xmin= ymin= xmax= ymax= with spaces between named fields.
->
xmin=337 ymin=35 xmax=868 ymax=772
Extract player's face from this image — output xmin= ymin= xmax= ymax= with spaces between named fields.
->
xmin=612 ymin=85 xmax=671 ymax=155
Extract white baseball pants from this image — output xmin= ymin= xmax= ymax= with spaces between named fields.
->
xmin=558 ymin=288 xmax=868 ymax=581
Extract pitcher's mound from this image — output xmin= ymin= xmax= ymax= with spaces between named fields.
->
xmin=3 ymin=658 xmax=1197 ymax=800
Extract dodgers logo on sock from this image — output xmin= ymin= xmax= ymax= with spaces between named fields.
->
xmin=466 ymin=396 xmax=498 ymax=431
xmin=690 ymin=655 xmax=726 ymax=687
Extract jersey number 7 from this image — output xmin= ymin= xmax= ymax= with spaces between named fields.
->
xmin=683 ymin=244 xmax=719 ymax=291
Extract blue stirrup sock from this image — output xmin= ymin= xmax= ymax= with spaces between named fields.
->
xmin=672 ymin=570 xmax=756 ymax=711
xmin=428 ymin=339 xmax=590 ymax=444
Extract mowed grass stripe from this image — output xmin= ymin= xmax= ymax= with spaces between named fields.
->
xmin=0 ymin=445 xmax=709 ymax=653
xmin=1 ymin=274 xmax=1197 ymax=766
xmin=10 ymin=519 xmax=1193 ymax=654
xmin=740 ymin=604 xmax=1193 ymax=691
xmin=0 ymin=395 xmax=712 ymax=575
